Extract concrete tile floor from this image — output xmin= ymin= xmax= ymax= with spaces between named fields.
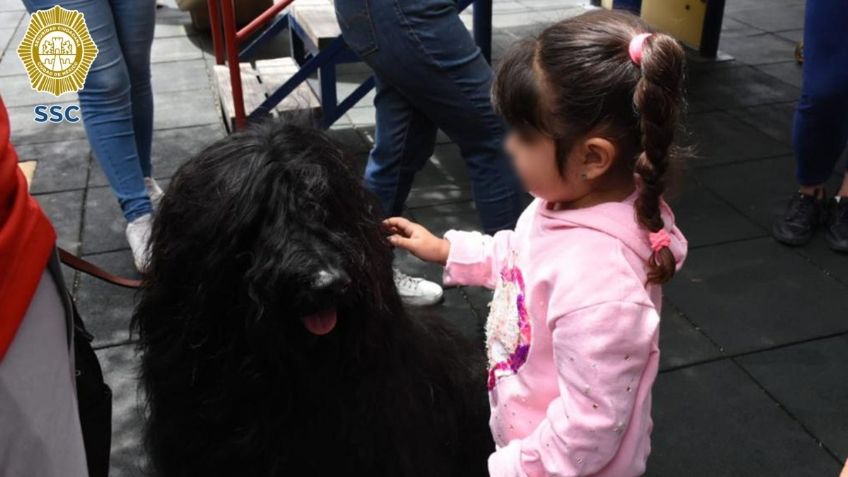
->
xmin=1 ymin=0 xmax=846 ymax=475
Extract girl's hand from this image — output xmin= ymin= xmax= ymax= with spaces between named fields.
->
xmin=384 ymin=217 xmax=450 ymax=265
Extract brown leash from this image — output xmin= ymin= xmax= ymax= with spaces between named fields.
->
xmin=58 ymin=248 xmax=142 ymax=289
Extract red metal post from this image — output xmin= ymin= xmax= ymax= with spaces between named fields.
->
xmin=210 ymin=0 xmax=295 ymax=130
xmin=220 ymin=0 xmax=246 ymax=129
xmin=236 ymin=0 xmax=294 ymax=43
xmin=207 ymin=0 xmax=225 ymax=65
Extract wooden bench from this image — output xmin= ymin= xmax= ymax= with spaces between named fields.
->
xmin=285 ymin=0 xmax=372 ymax=127
xmin=208 ymin=0 xmax=489 ymax=129
xmin=214 ymin=57 xmax=321 ymax=129
xmin=289 ymin=0 xmax=341 ymax=53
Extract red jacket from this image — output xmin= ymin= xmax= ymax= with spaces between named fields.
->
xmin=0 ymin=95 xmax=56 ymax=361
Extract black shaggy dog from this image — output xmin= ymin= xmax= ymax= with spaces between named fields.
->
xmin=133 ymin=120 xmax=493 ymax=477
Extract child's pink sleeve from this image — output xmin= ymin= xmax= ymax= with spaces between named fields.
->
xmin=442 ymin=229 xmax=514 ymax=289
xmin=488 ymin=301 xmax=659 ymax=477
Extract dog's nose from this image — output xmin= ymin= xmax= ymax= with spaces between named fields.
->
xmin=312 ymin=267 xmax=351 ymax=294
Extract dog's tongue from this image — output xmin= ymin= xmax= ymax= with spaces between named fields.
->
xmin=302 ymin=309 xmax=337 ymax=336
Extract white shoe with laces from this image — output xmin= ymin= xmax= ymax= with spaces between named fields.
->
xmin=126 ymin=213 xmax=153 ymax=272
xmin=144 ymin=177 xmax=164 ymax=209
xmin=393 ymin=268 xmax=443 ymax=306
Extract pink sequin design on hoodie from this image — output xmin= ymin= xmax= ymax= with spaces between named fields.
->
xmin=486 ymin=253 xmax=531 ymax=390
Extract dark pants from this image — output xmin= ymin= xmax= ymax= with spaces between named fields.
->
xmin=334 ymin=0 xmax=524 ymax=233
xmin=793 ymin=0 xmax=848 ymax=186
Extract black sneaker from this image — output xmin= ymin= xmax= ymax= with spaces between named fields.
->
xmin=773 ymin=192 xmax=826 ymax=246
xmin=825 ymin=196 xmax=848 ymax=253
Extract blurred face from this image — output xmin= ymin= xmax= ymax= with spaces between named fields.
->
xmin=504 ymin=130 xmax=591 ymax=203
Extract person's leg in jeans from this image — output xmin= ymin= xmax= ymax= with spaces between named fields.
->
xmin=774 ymin=0 xmax=848 ymax=250
xmin=336 ymin=0 xmax=524 ymax=235
xmin=336 ymin=0 xmax=523 ymax=304
xmin=366 ymin=75 xmax=438 ymax=217
xmin=363 ymin=77 xmax=444 ymax=305
xmin=22 ymin=0 xmax=154 ymax=222
xmin=21 ymin=0 xmax=157 ymax=268
xmin=793 ymin=0 xmax=848 ymax=191
xmin=111 ymin=0 xmax=156 ymax=180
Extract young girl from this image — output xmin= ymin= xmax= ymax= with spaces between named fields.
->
xmin=386 ymin=10 xmax=688 ymax=477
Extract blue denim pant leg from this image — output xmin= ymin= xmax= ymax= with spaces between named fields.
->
xmin=793 ymin=0 xmax=848 ymax=186
xmin=365 ymin=75 xmax=438 ymax=217
xmin=336 ymin=0 xmax=524 ymax=233
xmin=112 ymin=0 xmax=156 ymax=178
xmin=22 ymin=0 xmax=156 ymax=221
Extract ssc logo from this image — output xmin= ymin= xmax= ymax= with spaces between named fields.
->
xmin=17 ymin=5 xmax=98 ymax=96
xmin=34 ymin=104 xmax=80 ymax=123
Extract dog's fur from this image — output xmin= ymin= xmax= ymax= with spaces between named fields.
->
xmin=133 ymin=121 xmax=493 ymax=477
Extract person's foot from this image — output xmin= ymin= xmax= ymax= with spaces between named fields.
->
xmin=394 ymin=268 xmax=443 ymax=306
xmin=126 ymin=213 xmax=153 ymax=272
xmin=145 ymin=177 xmax=164 ymax=209
xmin=825 ymin=196 xmax=848 ymax=253
xmin=772 ymin=191 xmax=826 ymax=246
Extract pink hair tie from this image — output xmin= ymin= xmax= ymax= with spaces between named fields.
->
xmin=649 ymin=229 xmax=671 ymax=252
xmin=629 ymin=33 xmax=652 ymax=65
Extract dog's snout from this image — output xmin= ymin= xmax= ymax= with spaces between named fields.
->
xmin=312 ymin=267 xmax=351 ymax=294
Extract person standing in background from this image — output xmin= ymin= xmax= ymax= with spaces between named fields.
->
xmin=334 ymin=0 xmax=525 ymax=305
xmin=20 ymin=0 xmax=162 ymax=271
xmin=773 ymin=0 xmax=848 ymax=253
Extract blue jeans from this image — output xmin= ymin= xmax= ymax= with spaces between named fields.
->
xmin=335 ymin=0 xmax=524 ymax=234
xmin=22 ymin=0 xmax=156 ymax=222
xmin=793 ymin=0 xmax=848 ymax=186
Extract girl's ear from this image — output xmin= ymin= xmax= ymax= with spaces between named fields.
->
xmin=580 ymin=137 xmax=617 ymax=180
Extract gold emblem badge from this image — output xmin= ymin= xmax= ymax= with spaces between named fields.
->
xmin=17 ymin=5 xmax=98 ymax=97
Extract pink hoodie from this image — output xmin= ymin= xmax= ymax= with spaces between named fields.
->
xmin=443 ymin=191 xmax=687 ymax=477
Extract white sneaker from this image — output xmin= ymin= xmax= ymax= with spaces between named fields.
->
xmin=144 ymin=177 xmax=164 ymax=209
xmin=394 ymin=268 xmax=443 ymax=306
xmin=126 ymin=213 xmax=153 ymax=272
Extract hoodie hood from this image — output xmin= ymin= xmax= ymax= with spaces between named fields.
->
xmin=536 ymin=190 xmax=688 ymax=270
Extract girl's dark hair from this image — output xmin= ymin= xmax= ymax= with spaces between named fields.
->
xmin=493 ymin=9 xmax=686 ymax=284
